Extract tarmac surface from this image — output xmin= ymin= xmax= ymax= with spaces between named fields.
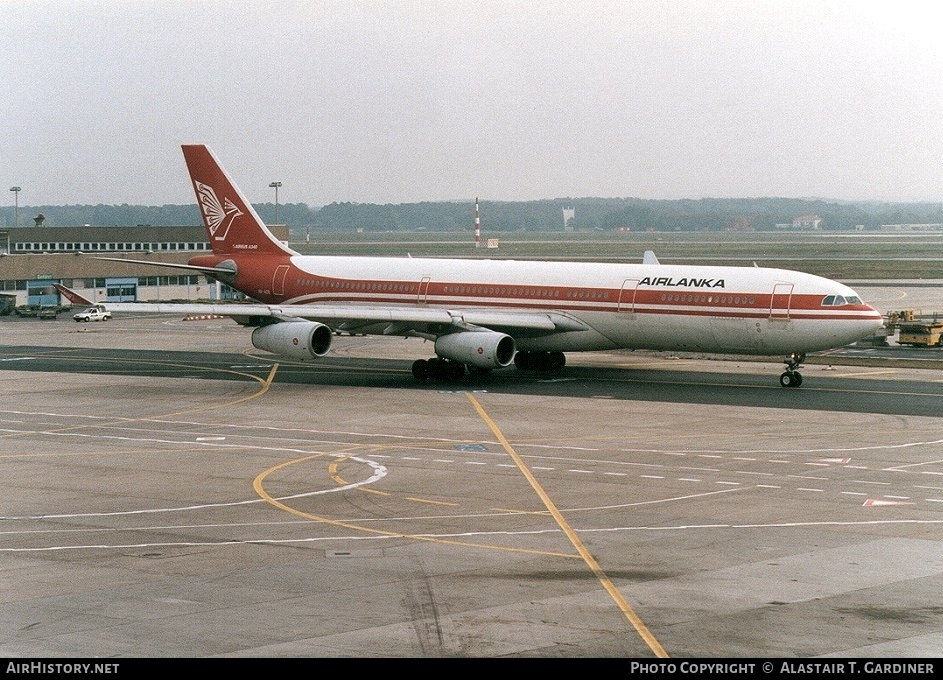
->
xmin=0 ymin=282 xmax=941 ymax=658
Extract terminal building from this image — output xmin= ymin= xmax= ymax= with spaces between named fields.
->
xmin=0 ymin=225 xmax=290 ymax=307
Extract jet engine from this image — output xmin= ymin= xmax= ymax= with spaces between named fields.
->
xmin=251 ymin=321 xmax=333 ymax=360
xmin=434 ymin=331 xmax=516 ymax=369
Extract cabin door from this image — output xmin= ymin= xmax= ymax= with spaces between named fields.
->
xmin=417 ymin=276 xmax=431 ymax=305
xmin=618 ymin=279 xmax=641 ymax=312
xmin=272 ymin=264 xmax=289 ymax=296
xmin=769 ymin=282 xmax=794 ymax=320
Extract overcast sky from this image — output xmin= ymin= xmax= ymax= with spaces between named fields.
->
xmin=3 ymin=0 xmax=943 ymax=207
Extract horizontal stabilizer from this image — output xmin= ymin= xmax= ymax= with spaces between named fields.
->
xmin=93 ymin=256 xmax=236 ymax=276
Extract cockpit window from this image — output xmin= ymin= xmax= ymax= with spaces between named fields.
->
xmin=821 ymin=294 xmax=861 ymax=306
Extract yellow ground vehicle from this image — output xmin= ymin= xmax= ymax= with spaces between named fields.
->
xmin=889 ymin=311 xmax=943 ymax=347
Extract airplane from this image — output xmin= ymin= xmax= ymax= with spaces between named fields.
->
xmin=55 ymin=144 xmax=885 ymax=388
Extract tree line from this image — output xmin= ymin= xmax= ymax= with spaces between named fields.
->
xmin=3 ymin=197 xmax=943 ymax=236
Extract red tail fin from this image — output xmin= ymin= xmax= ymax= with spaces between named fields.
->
xmin=53 ymin=283 xmax=93 ymax=306
xmin=181 ymin=145 xmax=294 ymax=257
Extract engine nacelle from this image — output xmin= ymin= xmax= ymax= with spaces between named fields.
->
xmin=435 ymin=331 xmax=516 ymax=369
xmin=251 ymin=321 xmax=333 ymax=360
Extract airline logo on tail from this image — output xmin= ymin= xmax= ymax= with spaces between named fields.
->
xmin=194 ymin=180 xmax=243 ymax=241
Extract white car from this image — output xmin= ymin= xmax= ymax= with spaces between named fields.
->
xmin=73 ymin=306 xmax=112 ymax=322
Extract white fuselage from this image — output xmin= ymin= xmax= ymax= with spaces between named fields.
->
xmin=254 ymin=254 xmax=884 ymax=356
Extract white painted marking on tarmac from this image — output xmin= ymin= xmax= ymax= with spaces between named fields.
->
xmin=0 ymin=357 xmax=34 ymax=361
xmin=9 ymin=516 xmax=943 ymax=553
xmin=195 ymin=436 xmax=225 ymax=441
xmin=863 ymin=499 xmax=914 ymax=506
xmin=834 ymin=370 xmax=900 ymax=378
xmin=525 ymin=444 xmax=602 ymax=452
xmin=0 ymin=453 xmax=389 ymax=522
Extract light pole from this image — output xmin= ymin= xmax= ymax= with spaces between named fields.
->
xmin=268 ymin=181 xmax=282 ymax=224
xmin=9 ymin=187 xmax=20 ymax=227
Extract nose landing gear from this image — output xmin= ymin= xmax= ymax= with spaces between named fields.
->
xmin=780 ymin=352 xmax=806 ymax=387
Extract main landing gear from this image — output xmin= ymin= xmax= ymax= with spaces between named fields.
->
xmin=513 ymin=350 xmax=566 ymax=372
xmin=412 ymin=357 xmax=468 ymax=381
xmin=779 ymin=352 xmax=806 ymax=388
xmin=410 ymin=350 xmax=568 ymax=381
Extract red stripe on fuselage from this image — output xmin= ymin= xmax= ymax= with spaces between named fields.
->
xmin=237 ymin=267 xmax=880 ymax=323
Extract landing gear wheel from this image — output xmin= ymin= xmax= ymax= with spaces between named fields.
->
xmin=412 ymin=359 xmax=429 ymax=380
xmin=780 ymin=352 xmax=806 ymax=388
xmin=513 ymin=350 xmax=566 ymax=373
xmin=779 ymin=371 xmax=803 ymax=388
xmin=447 ymin=360 xmax=466 ymax=379
xmin=412 ymin=358 xmax=466 ymax=381
xmin=547 ymin=351 xmax=566 ymax=371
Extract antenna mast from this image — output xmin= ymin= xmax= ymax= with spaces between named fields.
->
xmin=474 ymin=197 xmax=481 ymax=248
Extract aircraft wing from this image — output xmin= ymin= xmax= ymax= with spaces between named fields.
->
xmin=73 ymin=297 xmax=586 ymax=337
xmin=282 ymin=304 xmax=585 ymax=337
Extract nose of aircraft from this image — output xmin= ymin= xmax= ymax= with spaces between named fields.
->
xmin=859 ymin=302 xmax=887 ymax=338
